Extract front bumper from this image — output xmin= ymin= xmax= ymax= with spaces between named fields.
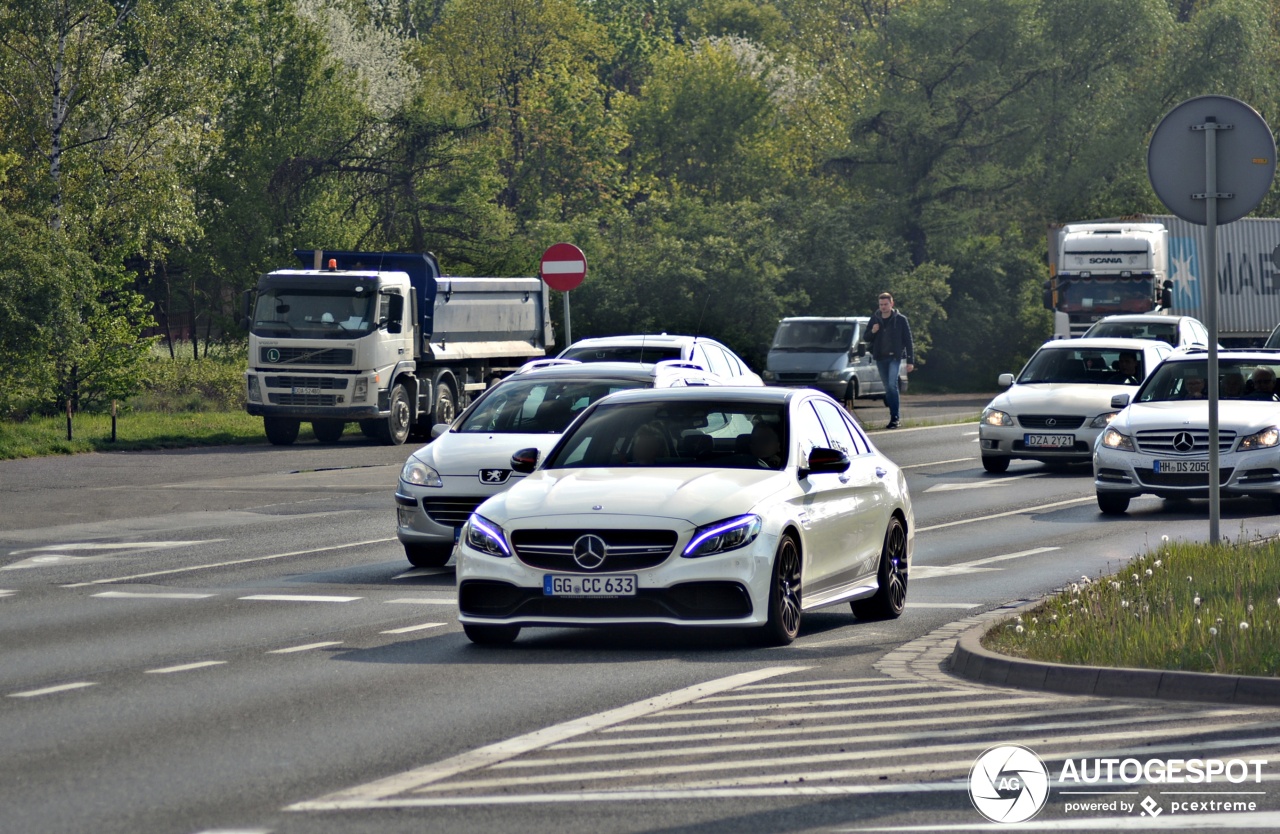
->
xmin=979 ymin=425 xmax=1103 ymax=463
xmin=395 ymin=477 xmax=516 ymax=547
xmin=455 ymin=530 xmax=776 ymax=628
xmin=1094 ymin=448 xmax=1280 ymax=499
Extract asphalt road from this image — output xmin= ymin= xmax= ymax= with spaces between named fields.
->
xmin=4 ymin=410 xmax=1280 ymax=834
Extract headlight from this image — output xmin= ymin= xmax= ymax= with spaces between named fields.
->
xmin=818 ymin=370 xmax=841 ymax=380
xmin=683 ymin=515 xmax=762 ymax=558
xmin=400 ymin=458 xmax=442 ymax=487
xmin=762 ymin=370 xmax=776 ymax=381
xmin=981 ymin=408 xmax=1014 ymax=427
xmin=1100 ymin=427 xmax=1134 ymax=451
xmin=247 ymin=375 xmax=261 ymax=403
xmin=354 ymin=377 xmax=369 ymax=402
xmin=1239 ymin=427 xmax=1280 ymax=451
xmin=1088 ymin=412 xmax=1119 ymax=428
xmin=464 ymin=513 xmax=511 ymax=557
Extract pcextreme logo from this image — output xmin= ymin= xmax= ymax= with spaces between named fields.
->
xmin=969 ymin=745 xmax=1050 ymax=823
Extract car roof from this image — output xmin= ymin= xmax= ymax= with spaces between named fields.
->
xmin=1088 ymin=314 xmax=1191 ymax=324
xmin=589 ymin=386 xmax=800 ymax=406
xmin=566 ymin=334 xmax=712 ymax=348
xmin=1038 ymin=337 xmax=1161 ymax=351
xmin=510 ymin=361 xmax=700 ymax=381
xmin=1160 ymin=349 xmax=1280 ymax=362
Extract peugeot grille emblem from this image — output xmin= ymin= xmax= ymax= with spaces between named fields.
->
xmin=1173 ymin=431 xmax=1195 ymax=452
xmin=572 ymin=534 xmax=608 ymax=570
xmin=479 ymin=468 xmax=510 ymax=484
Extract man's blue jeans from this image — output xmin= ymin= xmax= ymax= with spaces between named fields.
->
xmin=876 ymin=358 xmax=902 ymax=421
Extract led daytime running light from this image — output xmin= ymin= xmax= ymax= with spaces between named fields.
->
xmin=683 ymin=514 xmax=761 ymax=557
xmin=468 ymin=514 xmax=511 ymax=557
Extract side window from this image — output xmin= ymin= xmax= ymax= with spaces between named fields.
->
xmin=699 ymin=344 xmax=731 ymax=378
xmin=811 ymin=399 xmax=857 ymax=456
xmin=792 ymin=401 xmax=829 ymax=461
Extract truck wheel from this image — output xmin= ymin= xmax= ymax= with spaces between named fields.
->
xmin=434 ymin=378 xmax=458 ymax=424
xmin=263 ymin=417 xmax=300 ymax=446
xmin=981 ymin=455 xmax=1010 ymax=474
xmin=311 ymin=420 xmax=345 ymax=444
xmin=404 ymin=543 xmax=452 ymax=568
xmin=358 ymin=419 xmax=381 ymax=439
xmin=374 ymin=384 xmax=412 ymax=445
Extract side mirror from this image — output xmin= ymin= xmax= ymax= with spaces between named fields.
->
xmin=1111 ymin=393 xmax=1130 ymax=409
xmin=430 ymin=423 xmax=449 ymax=440
xmin=998 ymin=373 xmax=1015 ymax=387
xmin=800 ymin=447 xmax=849 ymax=479
xmin=387 ymin=294 xmax=405 ymax=335
xmin=511 ymin=447 xmax=540 ymax=474
xmin=855 ymin=343 xmax=867 ymax=358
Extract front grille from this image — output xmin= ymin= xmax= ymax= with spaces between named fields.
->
xmin=263 ymin=376 xmax=348 ymax=390
xmin=459 ymin=580 xmax=752 ymax=620
xmin=423 ymin=497 xmax=485 ymax=527
xmin=1012 ymin=440 xmax=1090 ymax=454
xmin=512 ymin=529 xmax=678 ymax=572
xmin=1018 ymin=414 xmax=1086 ymax=430
xmin=1137 ymin=468 xmax=1234 ymax=487
xmin=268 ymin=393 xmax=338 ymax=407
xmin=776 ymin=373 xmax=818 ymax=383
xmin=1136 ymin=429 xmax=1236 ymax=455
xmin=259 ymin=347 xmax=354 ymax=366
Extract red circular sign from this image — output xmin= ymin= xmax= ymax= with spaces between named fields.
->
xmin=540 ymin=242 xmax=587 ymax=292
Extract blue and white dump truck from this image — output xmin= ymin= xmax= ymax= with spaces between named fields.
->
xmin=244 ymin=250 xmax=553 ymax=445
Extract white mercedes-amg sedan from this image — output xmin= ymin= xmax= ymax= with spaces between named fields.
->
xmin=455 ymin=387 xmax=913 ymax=646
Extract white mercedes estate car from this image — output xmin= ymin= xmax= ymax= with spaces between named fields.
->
xmin=395 ymin=360 xmax=721 ymax=567
xmin=559 ymin=334 xmax=764 ymax=386
xmin=978 ymin=337 xmax=1172 ymax=473
xmin=455 ymin=387 xmax=913 ymax=646
xmin=1094 ymin=351 xmax=1280 ymax=514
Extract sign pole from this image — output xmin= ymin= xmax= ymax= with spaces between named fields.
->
xmin=1200 ymin=117 xmax=1223 ymax=544
xmin=563 ymin=290 xmax=572 ymax=347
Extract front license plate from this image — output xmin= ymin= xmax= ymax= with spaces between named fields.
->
xmin=543 ymin=574 xmax=637 ymax=597
xmin=292 ymin=387 xmax=322 ymax=395
xmin=1024 ymin=433 xmax=1074 ymax=448
xmin=1154 ymin=459 xmax=1210 ymax=474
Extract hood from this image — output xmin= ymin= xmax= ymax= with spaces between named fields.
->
xmin=410 ymin=432 xmax=561 ymax=477
xmin=482 ymin=467 xmax=792 ymax=526
xmin=988 ymin=382 xmax=1136 ymax=416
xmin=766 ymin=349 xmax=847 ymax=373
xmin=1113 ymin=400 xmax=1280 ymax=435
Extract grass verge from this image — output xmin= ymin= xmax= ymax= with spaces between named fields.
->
xmin=0 ymin=411 xmax=274 ymax=459
xmin=983 ymin=537 xmax=1280 ymax=677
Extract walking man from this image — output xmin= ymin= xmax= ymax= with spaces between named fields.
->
xmin=866 ymin=292 xmax=915 ymax=429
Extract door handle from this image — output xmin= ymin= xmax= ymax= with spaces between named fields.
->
xmin=838 ymin=473 xmax=851 ymax=484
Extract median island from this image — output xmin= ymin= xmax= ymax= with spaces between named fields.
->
xmin=983 ymin=537 xmax=1280 ymax=677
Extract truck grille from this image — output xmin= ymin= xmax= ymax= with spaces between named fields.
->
xmin=423 ymin=498 xmax=485 ymax=527
xmin=263 ymin=376 xmax=348 ymax=390
xmin=511 ymin=529 xmax=678 ymax=572
xmin=1136 ymin=429 xmax=1236 ymax=455
xmin=259 ymin=347 xmax=354 ymax=366
xmin=1018 ymin=414 xmax=1086 ymax=430
xmin=268 ymin=393 xmax=338 ymax=407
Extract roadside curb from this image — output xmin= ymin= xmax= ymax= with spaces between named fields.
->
xmin=949 ymin=601 xmax=1280 ymax=706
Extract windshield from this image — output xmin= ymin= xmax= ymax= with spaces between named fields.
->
xmin=1137 ymin=360 xmax=1280 ymax=402
xmin=1053 ymin=277 xmax=1154 ymax=315
xmin=770 ymin=321 xmax=856 ymax=352
xmin=458 ymin=378 xmax=650 ymax=433
xmin=1018 ymin=346 xmax=1146 ymax=385
xmin=252 ymin=287 xmax=378 ymax=339
xmin=547 ymin=401 xmax=788 ymax=470
xmin=561 ymin=345 xmax=683 ymax=363
xmin=1085 ymin=321 xmax=1178 ymax=346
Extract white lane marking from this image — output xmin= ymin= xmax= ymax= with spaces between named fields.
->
xmin=393 ymin=567 xmax=452 ymax=579
xmin=192 ymin=829 xmax=274 ymax=834
xmin=9 ymin=682 xmax=97 ymax=698
xmin=916 ymin=496 xmax=1094 ymax=532
xmin=913 ymin=546 xmax=1060 ymax=579
xmin=381 ymin=623 xmax=447 ymax=635
xmin=61 ymin=538 xmax=396 ymax=587
xmin=904 ymin=602 xmax=983 ymax=609
xmin=4 ymin=554 xmax=110 ymax=570
xmin=286 ymin=666 xmax=809 ymax=810
xmin=553 ymin=704 xmax=1147 ymax=749
xmin=146 ymin=661 xmax=227 ymax=674
xmin=901 ymin=457 xmax=974 ymax=470
xmin=385 ymin=597 xmax=456 ymax=605
xmin=846 ymin=812 xmax=1280 ymax=831
xmin=735 ymin=677 xmax=885 ymax=690
xmin=655 ymin=689 xmax=981 ymax=716
xmin=239 ymin=595 xmax=361 ymax=603
xmin=268 ymin=641 xmax=343 ymax=654
xmin=92 ymin=591 xmax=217 ymax=600
xmin=11 ymin=541 xmax=217 ymax=554
xmin=698 ymin=682 xmax=931 ymax=702
xmin=0 ymin=590 xmax=16 ymax=597
xmin=924 ymin=473 xmax=1041 ymax=492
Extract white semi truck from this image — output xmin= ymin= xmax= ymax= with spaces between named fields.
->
xmin=1047 ymin=216 xmax=1280 ymax=343
xmin=244 ymin=249 xmax=553 ymax=445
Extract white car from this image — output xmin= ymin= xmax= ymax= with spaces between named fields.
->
xmin=559 ymin=334 xmax=764 ymax=386
xmin=1082 ymin=314 xmax=1212 ymax=350
xmin=978 ymin=338 xmax=1172 ymax=473
xmin=395 ymin=361 xmax=721 ymax=567
xmin=1094 ymin=351 xmax=1280 ymax=514
xmin=455 ymin=386 xmax=913 ymax=645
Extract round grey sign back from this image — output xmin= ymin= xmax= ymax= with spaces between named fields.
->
xmin=1147 ymin=95 xmax=1276 ymax=225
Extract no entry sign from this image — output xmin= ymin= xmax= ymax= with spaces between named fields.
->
xmin=540 ymin=242 xmax=587 ymax=292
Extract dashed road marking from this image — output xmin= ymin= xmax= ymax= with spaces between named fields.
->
xmin=145 ymin=661 xmax=227 ymax=675
xmin=267 ymin=641 xmax=343 ymax=654
xmin=9 ymin=682 xmax=97 ymax=698
xmin=93 ymin=591 xmax=217 ymax=600
xmin=916 ymin=497 xmax=1094 ymax=533
xmin=239 ymin=594 xmax=361 ymax=603
xmin=913 ymin=547 xmax=1060 ymax=579
xmin=381 ymin=623 xmax=447 ymax=635
xmin=385 ymin=597 xmax=456 ymax=605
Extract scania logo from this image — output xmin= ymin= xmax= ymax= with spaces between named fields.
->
xmin=479 ymin=468 xmax=510 ymax=484
xmin=266 ymin=348 xmax=281 ymax=363
xmin=572 ymin=534 xmax=608 ymax=570
xmin=1173 ymin=431 xmax=1195 ymax=452
xmin=1088 ymin=257 xmax=1123 ymax=264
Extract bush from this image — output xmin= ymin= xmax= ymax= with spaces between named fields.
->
xmin=129 ymin=343 xmax=248 ymax=413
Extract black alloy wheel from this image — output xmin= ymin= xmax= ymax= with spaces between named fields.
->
xmin=758 ymin=534 xmax=802 ymax=645
xmin=463 ymin=623 xmax=521 ymax=645
xmin=404 ymin=543 xmax=452 ymax=568
xmin=852 ymin=516 xmax=908 ymax=620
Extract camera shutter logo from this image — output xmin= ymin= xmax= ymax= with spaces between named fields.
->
xmin=969 ymin=744 xmax=1050 ymax=823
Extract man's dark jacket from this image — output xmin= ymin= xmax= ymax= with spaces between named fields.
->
xmin=866 ymin=309 xmax=915 ymax=365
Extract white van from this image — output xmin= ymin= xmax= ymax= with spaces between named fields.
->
xmin=762 ymin=316 xmax=907 ymax=401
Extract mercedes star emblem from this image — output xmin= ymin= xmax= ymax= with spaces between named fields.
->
xmin=1173 ymin=431 xmax=1195 ymax=453
xmin=572 ymin=534 xmax=607 ymax=570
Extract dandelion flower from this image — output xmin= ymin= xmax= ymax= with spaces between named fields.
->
xmin=1121 ymin=600 xmax=1130 ymax=608
xmin=1196 ymin=618 xmax=1201 ymax=625
xmin=1194 ymin=596 xmax=1201 ymax=606
xmin=1241 ymin=622 xmax=1250 ymax=631
xmin=1210 ymin=627 xmax=1218 ymax=636
xmin=1111 ymin=581 xmax=1122 ymax=590
xmin=1154 ymin=560 xmax=1163 ymax=568
xmin=1016 ymin=625 xmax=1024 ymax=634
xmin=1081 ymin=575 xmax=1091 ymax=584
xmin=1161 ymin=535 xmax=1169 ymax=542
xmin=1188 ymin=576 xmax=1194 ymax=583
xmin=1145 ymin=569 xmax=1153 ymax=577
xmin=1248 ymin=604 xmax=1255 ymax=613
xmin=1133 ymin=573 xmax=1140 ymax=582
